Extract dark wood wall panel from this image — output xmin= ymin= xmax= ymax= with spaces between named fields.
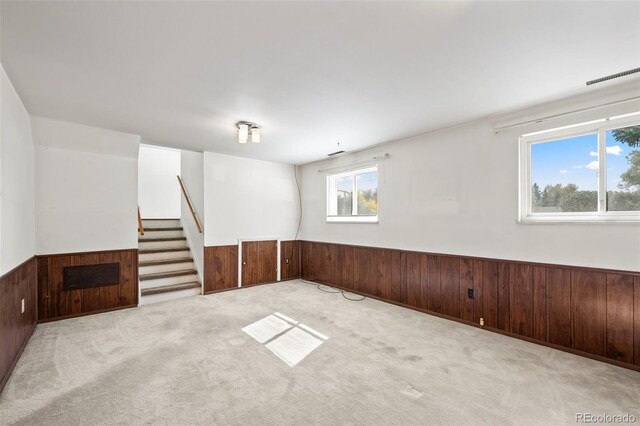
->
xmin=546 ymin=268 xmax=572 ymax=348
xmin=204 ymin=245 xmax=238 ymax=293
xmin=280 ymin=241 xmax=301 ymax=281
xmin=426 ymin=256 xmax=442 ymax=313
xmin=242 ymin=240 xmax=277 ymax=286
xmin=572 ymin=270 xmax=606 ymax=357
xmin=1 ymin=257 xmax=37 ymax=392
xmin=509 ymin=263 xmax=534 ymax=338
xmin=37 ymin=249 xmax=138 ymax=322
xmin=481 ymin=261 xmax=499 ymax=328
xmin=497 ymin=262 xmax=510 ymax=332
xmin=440 ymin=257 xmax=460 ymax=318
xmin=299 ymin=240 xmax=639 ymax=371
xmin=532 ymin=266 xmax=547 ymax=342
xmin=459 ymin=259 xmax=475 ymax=322
xmin=605 ymin=274 xmax=634 ymax=364
xmin=405 ymin=252 xmax=422 ymax=308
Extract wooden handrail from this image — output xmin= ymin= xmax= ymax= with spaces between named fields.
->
xmin=177 ymin=175 xmax=203 ymax=234
xmin=137 ymin=206 xmax=144 ymax=235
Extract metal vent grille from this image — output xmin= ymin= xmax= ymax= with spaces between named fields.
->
xmin=586 ymin=67 xmax=640 ymax=86
xmin=327 ymin=150 xmax=345 ymax=157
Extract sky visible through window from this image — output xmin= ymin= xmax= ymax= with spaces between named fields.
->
xmin=336 ymin=171 xmax=377 ymax=193
xmin=531 ymin=131 xmax=629 ymax=191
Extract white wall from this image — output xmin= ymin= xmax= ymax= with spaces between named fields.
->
xmin=203 ymin=152 xmax=299 ymax=246
xmin=181 ymin=150 xmax=204 ymax=278
xmin=138 ymin=144 xmax=181 ymax=219
xmin=0 ymin=65 xmax=36 ymax=274
xmin=299 ymin=81 xmax=640 ymax=271
xmin=32 ymin=116 xmax=140 ymax=254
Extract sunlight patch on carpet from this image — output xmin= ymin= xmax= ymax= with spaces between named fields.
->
xmin=242 ymin=313 xmax=328 ymax=366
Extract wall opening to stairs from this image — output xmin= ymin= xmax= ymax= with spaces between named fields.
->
xmin=138 ymin=144 xmax=181 ymax=219
xmin=138 ymin=145 xmax=203 ymax=304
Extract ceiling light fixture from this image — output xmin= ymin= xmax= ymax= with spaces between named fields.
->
xmin=250 ymin=126 xmax=261 ymax=143
xmin=236 ymin=121 xmax=261 ymax=144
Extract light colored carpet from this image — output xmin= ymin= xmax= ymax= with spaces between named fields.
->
xmin=1 ymin=280 xmax=639 ymax=425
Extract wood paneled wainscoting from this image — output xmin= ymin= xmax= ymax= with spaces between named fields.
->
xmin=1 ymin=257 xmax=37 ymax=392
xmin=37 ymin=249 xmax=138 ymax=322
xmin=280 ymin=240 xmax=301 ymax=281
xmin=204 ymin=241 xmax=302 ymax=294
xmin=300 ymin=241 xmax=640 ymax=372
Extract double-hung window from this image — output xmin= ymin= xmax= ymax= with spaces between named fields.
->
xmin=327 ymin=165 xmax=378 ymax=223
xmin=519 ymin=113 xmax=640 ymax=223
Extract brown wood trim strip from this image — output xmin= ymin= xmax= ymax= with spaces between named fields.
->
xmin=0 ymin=324 xmax=36 ymax=393
xmin=37 ymin=304 xmax=137 ymax=324
xmin=0 ymin=256 xmax=37 ymax=278
xmin=142 ymin=282 xmax=200 ymax=296
xmin=143 ymin=227 xmax=183 ymax=231
xmin=203 ymin=280 xmax=279 ymax=295
xmin=139 ymin=248 xmax=190 ymax=254
xmin=139 ymin=258 xmax=194 ymax=267
xmin=139 ymin=269 xmax=197 ymax=281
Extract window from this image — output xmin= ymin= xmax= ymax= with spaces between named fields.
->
xmin=519 ymin=113 xmax=640 ymax=222
xmin=327 ymin=165 xmax=378 ymax=222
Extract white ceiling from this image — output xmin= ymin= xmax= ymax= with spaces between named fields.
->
xmin=2 ymin=1 xmax=639 ymax=164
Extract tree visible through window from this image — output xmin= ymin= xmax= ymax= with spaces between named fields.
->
xmin=607 ymin=126 xmax=640 ymax=211
xmin=522 ymin=115 xmax=640 ymax=221
xmin=327 ymin=166 xmax=378 ymax=222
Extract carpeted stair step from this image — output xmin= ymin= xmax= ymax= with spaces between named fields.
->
xmin=139 ymin=247 xmax=190 ymax=254
xmin=138 ymin=237 xmax=188 ymax=250
xmin=138 ymin=247 xmax=191 ymax=262
xmin=139 ymin=237 xmax=186 ymax=242
xmin=139 ymin=257 xmax=194 ymax=267
xmin=139 ymin=257 xmax=195 ymax=274
xmin=139 ymin=269 xmax=198 ymax=281
xmin=141 ymin=281 xmax=201 ymax=296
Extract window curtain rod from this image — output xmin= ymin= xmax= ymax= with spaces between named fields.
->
xmin=317 ymin=153 xmax=389 ymax=173
xmin=493 ymin=96 xmax=640 ymax=133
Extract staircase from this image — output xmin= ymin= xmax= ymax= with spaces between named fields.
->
xmin=138 ymin=219 xmax=202 ymax=305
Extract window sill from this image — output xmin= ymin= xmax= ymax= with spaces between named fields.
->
xmin=326 ymin=216 xmax=378 ymax=224
xmin=518 ymin=215 xmax=640 ymax=224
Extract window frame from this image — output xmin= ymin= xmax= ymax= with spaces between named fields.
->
xmin=326 ymin=165 xmax=379 ymax=223
xmin=518 ymin=113 xmax=640 ymax=224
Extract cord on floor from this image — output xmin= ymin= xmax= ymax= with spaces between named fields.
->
xmin=299 ymin=278 xmax=366 ymax=301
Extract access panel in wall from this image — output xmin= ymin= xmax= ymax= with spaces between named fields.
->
xmin=242 ymin=240 xmax=277 ymax=286
xmin=37 ymin=249 xmax=138 ymax=322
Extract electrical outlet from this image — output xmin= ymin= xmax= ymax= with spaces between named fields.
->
xmin=285 ymin=258 xmax=290 ymax=264
xmin=21 ymin=298 xmax=25 ymax=314
xmin=467 ymin=288 xmax=475 ymax=300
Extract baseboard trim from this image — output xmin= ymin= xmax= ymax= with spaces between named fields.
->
xmin=37 ymin=304 xmax=137 ymax=324
xmin=301 ymin=278 xmax=640 ymax=373
xmin=203 ymin=279 xmax=286 ymax=295
xmin=0 ymin=323 xmax=36 ymax=393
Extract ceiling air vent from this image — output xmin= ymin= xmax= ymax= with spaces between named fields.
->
xmin=327 ymin=150 xmax=345 ymax=157
xmin=586 ymin=67 xmax=640 ymax=86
